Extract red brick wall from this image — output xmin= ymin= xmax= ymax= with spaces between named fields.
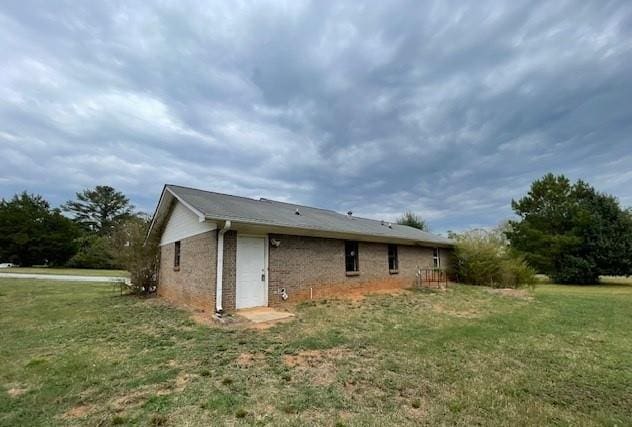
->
xmin=221 ymin=231 xmax=237 ymax=311
xmin=266 ymin=234 xmax=446 ymax=306
xmin=158 ymin=231 xmax=216 ymax=312
xmin=158 ymin=230 xmax=452 ymax=312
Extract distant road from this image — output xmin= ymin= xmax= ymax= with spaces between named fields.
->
xmin=0 ymin=272 xmax=130 ymax=284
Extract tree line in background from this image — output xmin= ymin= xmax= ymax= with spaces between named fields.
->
xmin=1 ymin=173 xmax=631 ymax=288
xmin=0 ymin=186 xmax=158 ymax=290
xmin=451 ymin=173 xmax=632 ymax=286
xmin=389 ymin=175 xmax=630 ymax=286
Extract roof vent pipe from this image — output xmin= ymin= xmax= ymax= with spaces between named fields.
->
xmin=347 ymin=211 xmax=353 ymax=217
xmin=295 ymin=209 xmax=300 ymax=215
xmin=215 ymin=220 xmax=231 ymax=315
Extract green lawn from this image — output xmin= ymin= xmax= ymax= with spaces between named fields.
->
xmin=1 ymin=278 xmax=631 ymax=426
xmin=0 ymin=267 xmax=129 ymax=277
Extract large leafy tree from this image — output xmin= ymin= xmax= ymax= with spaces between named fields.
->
xmin=507 ymin=173 xmax=632 ymax=284
xmin=0 ymin=192 xmax=80 ymax=266
xmin=62 ymin=186 xmax=134 ymax=235
xmin=396 ymin=210 xmax=428 ymax=231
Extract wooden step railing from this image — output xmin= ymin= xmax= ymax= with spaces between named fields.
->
xmin=415 ymin=267 xmax=449 ymax=289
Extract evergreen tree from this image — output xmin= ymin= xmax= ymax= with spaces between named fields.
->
xmin=62 ymin=185 xmax=133 ymax=235
xmin=507 ymin=174 xmax=632 ymax=284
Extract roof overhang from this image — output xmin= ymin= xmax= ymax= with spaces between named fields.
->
xmin=205 ymin=217 xmax=454 ymax=247
xmin=146 ymin=185 xmax=454 ymax=248
xmin=146 ymin=185 xmax=207 ymax=243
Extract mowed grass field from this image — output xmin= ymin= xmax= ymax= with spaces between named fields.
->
xmin=1 ymin=278 xmax=631 ymax=426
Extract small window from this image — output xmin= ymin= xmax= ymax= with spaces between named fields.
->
xmin=174 ymin=241 xmax=181 ymax=270
xmin=433 ymin=247 xmax=440 ymax=268
xmin=345 ymin=241 xmax=359 ymax=273
xmin=388 ymin=244 xmax=398 ymax=272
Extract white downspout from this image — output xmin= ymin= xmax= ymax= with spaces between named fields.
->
xmin=215 ymin=220 xmax=231 ymax=315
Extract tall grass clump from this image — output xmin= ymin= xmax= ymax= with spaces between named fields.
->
xmin=453 ymin=227 xmax=535 ymax=288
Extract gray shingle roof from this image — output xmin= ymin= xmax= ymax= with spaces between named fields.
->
xmin=166 ymin=184 xmax=453 ymax=246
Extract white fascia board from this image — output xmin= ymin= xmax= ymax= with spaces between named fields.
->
xmin=219 ymin=219 xmax=454 ymax=247
xmin=165 ymin=187 xmax=206 ymax=221
xmin=148 ymin=186 xmax=216 ymax=245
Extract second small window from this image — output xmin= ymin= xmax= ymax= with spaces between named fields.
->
xmin=345 ymin=241 xmax=359 ymax=273
xmin=174 ymin=241 xmax=181 ymax=270
xmin=388 ymin=244 xmax=398 ymax=272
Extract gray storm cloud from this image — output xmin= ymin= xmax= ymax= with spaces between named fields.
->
xmin=1 ymin=0 xmax=631 ymax=232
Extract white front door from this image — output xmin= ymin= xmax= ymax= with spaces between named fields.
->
xmin=236 ymin=235 xmax=267 ymax=309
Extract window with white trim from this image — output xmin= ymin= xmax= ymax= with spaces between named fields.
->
xmin=433 ymin=247 xmax=440 ymax=268
xmin=388 ymin=244 xmax=398 ymax=272
xmin=345 ymin=241 xmax=359 ymax=273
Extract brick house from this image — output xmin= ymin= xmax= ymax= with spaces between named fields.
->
xmin=147 ymin=185 xmax=454 ymax=315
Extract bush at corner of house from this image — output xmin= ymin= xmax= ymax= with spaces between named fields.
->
xmin=110 ymin=217 xmax=159 ymax=295
xmin=453 ymin=228 xmax=536 ymax=289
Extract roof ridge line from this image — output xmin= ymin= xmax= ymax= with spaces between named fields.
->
xmin=166 ymin=184 xmax=439 ymax=236
xmin=167 ymin=183 xmax=361 ymax=219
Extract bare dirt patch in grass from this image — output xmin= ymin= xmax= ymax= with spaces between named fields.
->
xmin=403 ymin=397 xmax=429 ymax=419
xmin=111 ymin=389 xmax=150 ymax=411
xmin=346 ymin=287 xmax=411 ymax=302
xmin=486 ymin=287 xmax=533 ymax=300
xmin=342 ymin=376 xmax=384 ymax=400
xmin=7 ymin=386 xmax=27 ymax=397
xmin=61 ymin=404 xmax=94 ymax=419
xmin=236 ymin=352 xmax=265 ymax=368
xmin=174 ymin=372 xmax=197 ymax=392
xmin=282 ymin=348 xmax=351 ymax=368
xmin=289 ymin=280 xmax=412 ymax=304
xmin=283 ymin=348 xmax=352 ymax=385
xmin=324 ymin=285 xmax=411 ymax=302
xmin=247 ymin=316 xmax=296 ymax=330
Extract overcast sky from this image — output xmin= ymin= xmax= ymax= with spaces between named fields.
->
xmin=1 ymin=1 xmax=631 ymax=233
